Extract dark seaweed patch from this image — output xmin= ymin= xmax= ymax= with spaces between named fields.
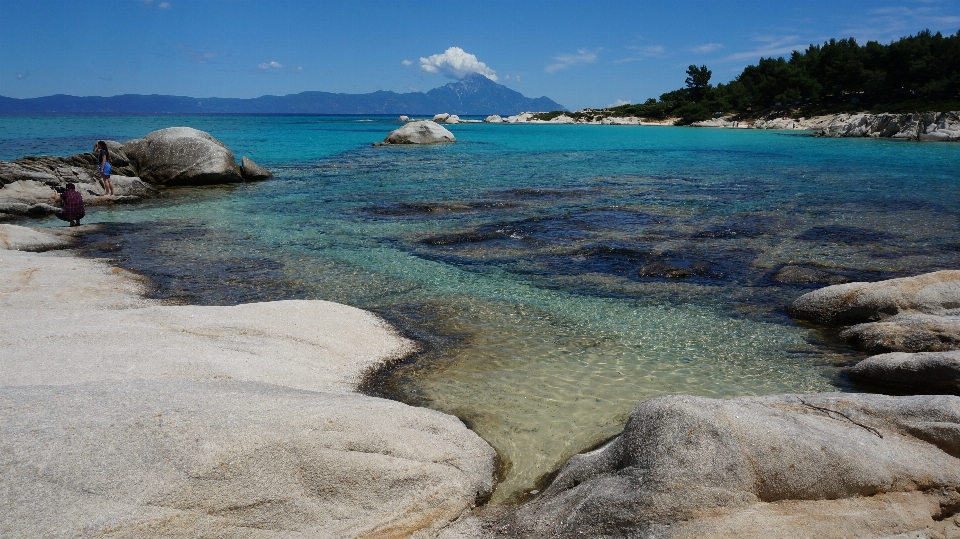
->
xmin=360 ymin=200 xmax=518 ymax=217
xmin=796 ymin=225 xmax=898 ymax=243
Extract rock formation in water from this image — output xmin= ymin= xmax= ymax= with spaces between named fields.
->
xmin=850 ymin=350 xmax=960 ymax=393
xmin=750 ymin=111 xmax=960 ymax=140
xmin=382 ymin=120 xmax=456 ymax=144
xmin=0 ymin=127 xmax=273 ymax=219
xmin=788 ymin=270 xmax=960 ymax=394
xmin=1 ymin=225 xmax=496 ymax=538
xmin=476 ymin=392 xmax=960 ymax=539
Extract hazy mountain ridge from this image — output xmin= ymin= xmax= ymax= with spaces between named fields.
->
xmin=0 ymin=74 xmax=565 ymax=115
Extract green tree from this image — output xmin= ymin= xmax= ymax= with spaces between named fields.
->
xmin=685 ymin=65 xmax=712 ymax=101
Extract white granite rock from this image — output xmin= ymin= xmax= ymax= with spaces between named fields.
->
xmin=383 ymin=121 xmax=456 ymax=144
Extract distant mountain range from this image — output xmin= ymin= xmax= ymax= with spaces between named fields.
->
xmin=0 ymin=74 xmax=565 ymax=115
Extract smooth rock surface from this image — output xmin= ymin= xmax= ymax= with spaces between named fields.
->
xmin=240 ymin=156 xmax=272 ymax=180
xmin=383 ymin=121 xmax=456 ymax=144
xmin=0 ymin=224 xmax=75 ymax=251
xmin=121 ymin=127 xmax=244 ymax=186
xmin=502 ymin=393 xmax=960 ymax=539
xmin=1 ymin=232 xmax=496 ymax=539
xmin=850 ymin=350 xmax=960 ymax=393
xmin=787 ymin=270 xmax=960 ymax=325
xmin=842 ymin=313 xmax=960 ymax=353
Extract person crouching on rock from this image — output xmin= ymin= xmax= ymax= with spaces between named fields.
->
xmin=95 ymin=140 xmax=114 ymax=197
xmin=53 ymin=183 xmax=85 ymax=227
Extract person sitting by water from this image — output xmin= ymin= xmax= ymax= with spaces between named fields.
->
xmin=94 ymin=140 xmax=114 ymax=197
xmin=53 ymin=183 xmax=85 ymax=227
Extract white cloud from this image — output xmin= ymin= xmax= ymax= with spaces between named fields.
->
xmin=721 ymin=35 xmax=804 ymax=62
xmin=515 ymin=75 xmax=521 ymax=82
xmin=691 ymin=43 xmax=722 ymax=53
xmin=401 ymin=59 xmax=413 ymax=66
xmin=16 ymin=71 xmax=29 ymax=80
xmin=419 ymin=47 xmax=497 ymax=81
xmin=158 ymin=2 xmax=170 ymax=7
xmin=258 ymin=61 xmax=284 ymax=70
xmin=546 ymin=48 xmax=601 ymax=73
xmin=616 ymin=45 xmax=665 ymax=63
xmin=608 ymin=99 xmax=631 ymax=107
xmin=295 ymin=66 xmax=303 ymax=71
xmin=840 ymin=6 xmax=960 ymax=43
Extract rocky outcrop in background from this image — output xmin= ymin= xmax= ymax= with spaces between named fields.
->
xmin=0 ymin=127 xmax=271 ymax=219
xmin=751 ymin=111 xmax=960 ymax=140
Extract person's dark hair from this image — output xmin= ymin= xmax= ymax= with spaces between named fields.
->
xmin=65 ymin=183 xmax=75 ymax=190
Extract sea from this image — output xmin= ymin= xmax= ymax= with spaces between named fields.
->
xmin=3 ymin=114 xmax=960 ymax=502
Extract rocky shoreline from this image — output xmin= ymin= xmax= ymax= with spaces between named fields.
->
xmin=6 ymin=219 xmax=960 ymax=537
xmin=406 ymin=109 xmax=960 ymax=141
xmin=0 ymin=127 xmax=271 ymax=220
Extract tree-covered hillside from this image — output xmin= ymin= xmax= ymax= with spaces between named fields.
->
xmin=565 ymin=29 xmax=960 ymax=124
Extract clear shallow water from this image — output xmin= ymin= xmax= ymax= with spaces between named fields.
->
xmin=4 ymin=115 xmax=960 ymax=501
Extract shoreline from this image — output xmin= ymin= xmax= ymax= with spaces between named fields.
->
xmin=0 ymin=223 xmax=498 ymax=538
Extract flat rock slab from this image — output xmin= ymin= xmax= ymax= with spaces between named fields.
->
xmin=0 ymin=230 xmax=496 ymax=539
xmin=850 ymin=350 xmax=960 ymax=394
xmin=501 ymin=393 xmax=960 ymax=539
xmin=841 ymin=313 xmax=960 ymax=354
xmin=788 ymin=270 xmax=960 ymax=325
xmin=0 ymin=224 xmax=76 ymax=251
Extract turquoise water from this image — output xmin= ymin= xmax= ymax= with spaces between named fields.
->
xmin=4 ymin=115 xmax=960 ymax=501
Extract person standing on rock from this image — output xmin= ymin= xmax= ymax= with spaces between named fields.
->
xmin=53 ymin=183 xmax=85 ymax=227
xmin=95 ymin=140 xmax=114 ymax=197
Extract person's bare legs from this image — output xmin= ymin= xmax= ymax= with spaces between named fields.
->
xmin=103 ymin=175 xmax=114 ymax=196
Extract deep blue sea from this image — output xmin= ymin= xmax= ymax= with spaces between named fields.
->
xmin=4 ymin=114 xmax=960 ymax=501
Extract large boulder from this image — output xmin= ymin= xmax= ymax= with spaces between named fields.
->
xmin=383 ymin=121 xmax=456 ymax=145
xmin=841 ymin=313 xmax=960 ymax=353
xmin=850 ymin=350 xmax=960 ymax=393
xmin=503 ymin=393 xmax=960 ymax=539
xmin=121 ymin=127 xmax=244 ymax=186
xmin=787 ymin=270 xmax=960 ymax=325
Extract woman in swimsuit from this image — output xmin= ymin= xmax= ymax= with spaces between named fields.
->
xmin=95 ymin=140 xmax=114 ymax=197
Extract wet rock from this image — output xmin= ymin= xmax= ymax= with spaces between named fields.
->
xmin=505 ymin=392 xmax=960 ymax=539
xmin=849 ymin=350 xmax=960 ymax=393
xmin=773 ymin=265 xmax=851 ymax=286
xmin=787 ymin=270 xmax=960 ymax=325
xmin=383 ymin=121 xmax=456 ymax=144
xmin=841 ymin=313 xmax=960 ymax=353
xmin=397 ymin=115 xmax=410 ymax=122
xmin=240 ymin=156 xmax=272 ymax=180
xmin=639 ymin=260 xmax=711 ymax=279
xmin=484 ymin=115 xmax=504 ymax=123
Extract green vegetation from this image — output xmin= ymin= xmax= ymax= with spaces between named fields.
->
xmin=550 ymin=29 xmax=960 ymax=124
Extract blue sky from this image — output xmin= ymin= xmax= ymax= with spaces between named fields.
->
xmin=2 ymin=0 xmax=960 ymax=110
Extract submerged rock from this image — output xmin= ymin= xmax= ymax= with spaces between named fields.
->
xmin=121 ymin=127 xmax=244 ymax=186
xmin=849 ymin=350 xmax=960 ymax=393
xmin=639 ymin=260 xmax=711 ymax=279
xmin=787 ymin=270 xmax=960 ymax=325
xmin=841 ymin=313 xmax=960 ymax=353
xmin=383 ymin=121 xmax=456 ymax=144
xmin=772 ymin=265 xmax=851 ymax=285
xmin=503 ymin=392 xmax=960 ymax=539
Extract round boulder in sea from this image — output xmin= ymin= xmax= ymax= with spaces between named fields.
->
xmin=121 ymin=127 xmax=244 ymax=186
xmin=382 ymin=121 xmax=456 ymax=145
